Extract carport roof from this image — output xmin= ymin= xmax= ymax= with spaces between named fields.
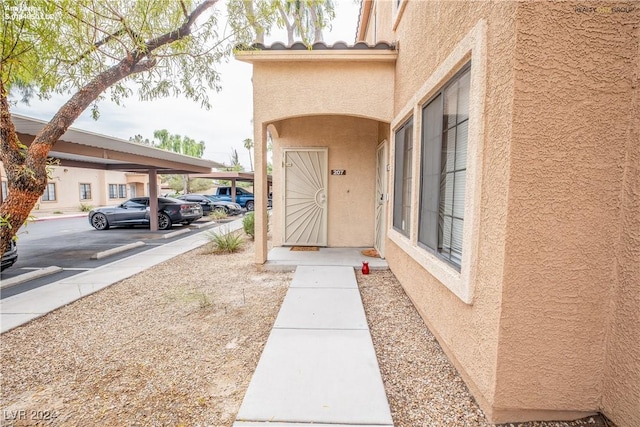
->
xmin=13 ymin=113 xmax=223 ymax=174
xmin=189 ymin=171 xmax=272 ymax=184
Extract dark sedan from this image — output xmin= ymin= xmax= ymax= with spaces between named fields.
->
xmin=88 ymin=197 xmax=202 ymax=231
xmin=178 ymin=194 xmax=246 ymax=216
xmin=1 ymin=240 xmax=18 ymax=271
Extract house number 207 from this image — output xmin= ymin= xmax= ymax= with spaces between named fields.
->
xmin=331 ymin=170 xmax=346 ymax=175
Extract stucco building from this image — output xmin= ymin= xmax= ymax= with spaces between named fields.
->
xmin=237 ymin=1 xmax=639 ymax=425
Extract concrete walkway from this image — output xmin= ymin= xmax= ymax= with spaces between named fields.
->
xmin=233 ymin=265 xmax=393 ymax=427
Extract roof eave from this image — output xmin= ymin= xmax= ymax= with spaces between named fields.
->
xmin=235 ymin=49 xmax=397 ymax=63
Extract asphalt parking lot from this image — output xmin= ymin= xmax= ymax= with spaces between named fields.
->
xmin=0 ymin=215 xmax=222 ymax=299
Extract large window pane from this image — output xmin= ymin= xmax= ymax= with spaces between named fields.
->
xmin=453 ymin=172 xmax=466 ymax=218
xmin=393 ymin=127 xmax=405 ymax=232
xmin=444 ymin=80 xmax=459 ymax=129
xmin=455 ymin=121 xmax=468 ymax=170
xmin=393 ymin=118 xmax=413 ymax=236
xmin=457 ymin=72 xmax=470 ymax=124
xmin=418 ymin=64 xmax=470 ymax=270
xmin=418 ymin=95 xmax=442 ymax=250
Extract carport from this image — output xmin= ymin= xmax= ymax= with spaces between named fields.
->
xmin=188 ymin=171 xmax=272 ymax=203
xmin=10 ymin=113 xmax=222 ymax=231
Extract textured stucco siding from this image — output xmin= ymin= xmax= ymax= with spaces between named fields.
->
xmin=271 ymin=115 xmax=381 ymax=248
xmin=497 ymin=2 xmax=639 ymax=424
xmin=252 ymin=61 xmax=394 ymax=124
xmin=382 ymin=0 xmax=518 ymax=417
xmin=601 ymin=11 xmax=640 ymax=424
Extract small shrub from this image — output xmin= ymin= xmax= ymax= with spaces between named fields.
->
xmin=183 ymin=291 xmax=212 ymax=309
xmin=243 ymin=212 xmax=255 ymax=239
xmin=79 ymin=203 xmax=93 ymax=212
xmin=171 ymin=289 xmax=212 ymax=309
xmin=210 ymin=208 xmax=228 ymax=221
xmin=53 ymin=210 xmax=64 ymax=215
xmin=206 ymin=228 xmax=245 ymax=253
xmin=242 ymin=212 xmax=269 ymax=239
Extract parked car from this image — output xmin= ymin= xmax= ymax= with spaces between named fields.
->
xmin=213 ymin=186 xmax=272 ymax=211
xmin=1 ymin=240 xmax=18 ymax=271
xmin=177 ymin=194 xmax=245 ymax=216
xmin=88 ymin=197 xmax=202 ymax=231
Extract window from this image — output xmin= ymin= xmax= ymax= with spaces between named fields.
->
xmin=393 ymin=118 xmax=413 ymax=236
xmin=109 ymin=184 xmax=118 ymax=199
xmin=118 ymin=184 xmax=127 ymax=198
xmin=79 ymin=183 xmax=92 ymax=200
xmin=419 ymin=65 xmax=471 ymax=269
xmin=122 ymin=198 xmax=147 ymax=209
xmin=42 ymin=183 xmax=56 ymax=201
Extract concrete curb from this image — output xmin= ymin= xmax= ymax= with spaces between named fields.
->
xmin=90 ymin=241 xmax=145 ymax=260
xmin=0 ymin=266 xmax=63 ymax=289
xmin=32 ymin=213 xmax=88 ymax=222
xmin=163 ymin=228 xmax=191 ymax=239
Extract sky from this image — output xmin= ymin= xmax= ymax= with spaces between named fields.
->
xmin=11 ymin=1 xmax=362 ymax=170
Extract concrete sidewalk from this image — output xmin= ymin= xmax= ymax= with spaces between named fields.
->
xmin=0 ymin=219 xmax=243 ymax=333
xmin=233 ymin=266 xmax=394 ymax=427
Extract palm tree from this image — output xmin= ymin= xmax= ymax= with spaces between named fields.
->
xmin=243 ymin=138 xmax=254 ymax=171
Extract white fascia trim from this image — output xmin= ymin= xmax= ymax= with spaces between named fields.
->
xmin=389 ymin=19 xmax=487 ymax=305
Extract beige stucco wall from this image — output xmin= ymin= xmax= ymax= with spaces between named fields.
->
xmin=28 ymin=167 xmax=153 ymax=212
xmin=271 ymin=115 xmax=382 ymax=247
xmin=251 ymin=60 xmax=394 ymax=124
xmin=496 ymin=3 xmax=639 ymax=424
xmin=602 ymin=88 xmax=640 ymax=425
xmin=380 ymin=0 xmax=518 ymax=419
xmin=241 ymin=0 xmax=639 ymax=424
xmin=375 ymin=0 xmax=639 ymax=423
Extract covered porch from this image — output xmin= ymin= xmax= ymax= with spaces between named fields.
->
xmin=235 ymin=41 xmax=397 ymax=265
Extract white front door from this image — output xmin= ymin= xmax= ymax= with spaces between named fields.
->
xmin=283 ymin=148 xmax=328 ymax=246
xmin=374 ymin=141 xmax=388 ymax=257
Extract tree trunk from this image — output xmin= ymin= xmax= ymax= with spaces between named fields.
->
xmin=310 ymin=5 xmax=323 ymax=43
xmin=0 ymin=45 xmax=154 ymax=258
xmin=244 ymin=0 xmax=265 ymax=44
xmin=278 ymin=5 xmax=295 ymax=46
xmin=0 ymin=0 xmax=218 ymax=258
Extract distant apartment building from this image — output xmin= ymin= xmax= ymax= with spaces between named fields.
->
xmin=1 ymin=164 xmax=157 ymax=212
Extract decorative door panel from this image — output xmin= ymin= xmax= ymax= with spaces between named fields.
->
xmin=375 ymin=142 xmax=387 ymax=257
xmin=283 ymin=148 xmax=328 ymax=246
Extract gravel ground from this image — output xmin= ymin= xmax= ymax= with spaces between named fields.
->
xmin=1 ymin=238 xmax=291 ymax=427
xmin=357 ymin=269 xmax=614 ymax=427
xmin=1 ymin=237 xmax=614 ymax=427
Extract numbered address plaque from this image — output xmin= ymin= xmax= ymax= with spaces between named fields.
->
xmin=331 ymin=169 xmax=346 ymax=176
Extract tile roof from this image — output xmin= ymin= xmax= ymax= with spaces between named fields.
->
xmin=244 ymin=40 xmax=396 ymax=51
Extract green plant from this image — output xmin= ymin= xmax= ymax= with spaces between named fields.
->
xmin=210 ymin=208 xmax=228 ymax=220
xmin=242 ymin=212 xmax=269 ymax=239
xmin=79 ymin=203 xmax=93 ymax=212
xmin=53 ymin=210 xmax=64 ymax=215
xmin=171 ymin=289 xmax=212 ymax=309
xmin=243 ymin=212 xmax=255 ymax=238
xmin=206 ymin=228 xmax=245 ymax=253
xmin=183 ymin=291 xmax=212 ymax=309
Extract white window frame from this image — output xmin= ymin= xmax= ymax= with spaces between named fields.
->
xmin=42 ymin=182 xmax=56 ymax=202
xmin=79 ymin=183 xmax=92 ymax=200
xmin=388 ymin=20 xmax=487 ymax=304
xmin=118 ymin=184 xmax=127 ymax=198
xmin=108 ymin=184 xmax=118 ymax=199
